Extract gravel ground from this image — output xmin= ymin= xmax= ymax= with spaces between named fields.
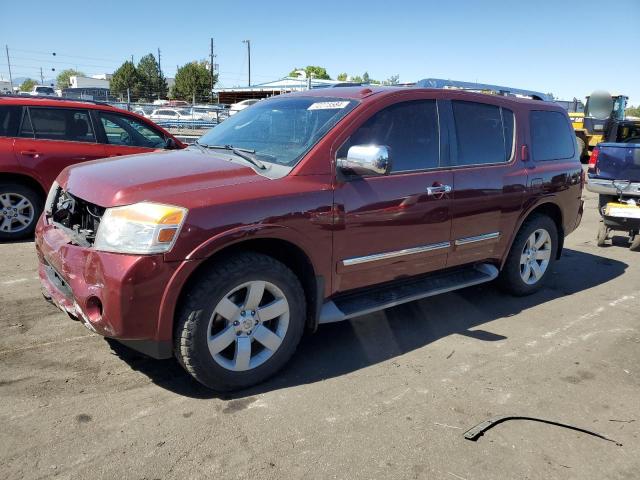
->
xmin=0 ymin=187 xmax=638 ymax=480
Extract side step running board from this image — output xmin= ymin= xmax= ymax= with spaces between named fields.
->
xmin=318 ymin=263 xmax=499 ymax=324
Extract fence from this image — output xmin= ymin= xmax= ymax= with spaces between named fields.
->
xmin=108 ymin=102 xmax=230 ymax=144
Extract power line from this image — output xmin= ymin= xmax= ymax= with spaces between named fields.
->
xmin=8 ymin=47 xmax=123 ymax=63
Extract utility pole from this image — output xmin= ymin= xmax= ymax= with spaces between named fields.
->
xmin=131 ymin=54 xmax=134 ymax=64
xmin=157 ymin=47 xmax=162 ymax=99
xmin=40 ymin=67 xmax=44 ymax=85
xmin=210 ymin=38 xmax=216 ymax=103
xmin=242 ymin=40 xmax=251 ymax=86
xmin=5 ymin=45 xmax=13 ymax=90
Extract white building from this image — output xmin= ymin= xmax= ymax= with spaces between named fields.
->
xmin=0 ymin=80 xmax=12 ymax=94
xmin=69 ymin=76 xmax=110 ymax=89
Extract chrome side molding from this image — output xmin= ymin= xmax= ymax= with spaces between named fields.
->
xmin=454 ymin=232 xmax=500 ymax=246
xmin=342 ymin=241 xmax=451 ymax=267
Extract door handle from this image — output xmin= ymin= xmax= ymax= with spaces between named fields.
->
xmin=426 ymin=184 xmax=452 ymax=196
xmin=20 ymin=150 xmax=43 ymax=158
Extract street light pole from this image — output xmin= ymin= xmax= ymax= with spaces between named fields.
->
xmin=242 ymin=40 xmax=251 ymax=86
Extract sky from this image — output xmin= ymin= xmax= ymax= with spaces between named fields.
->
xmin=1 ymin=0 xmax=639 ymax=105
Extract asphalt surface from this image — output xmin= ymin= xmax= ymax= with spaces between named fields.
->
xmin=1 ymin=187 xmax=638 ymax=480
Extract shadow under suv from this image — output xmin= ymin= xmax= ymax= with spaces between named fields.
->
xmin=35 ymin=86 xmax=584 ymax=391
xmin=0 ymin=96 xmax=185 ymax=241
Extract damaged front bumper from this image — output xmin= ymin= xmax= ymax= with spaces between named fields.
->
xmin=35 ymin=215 xmax=180 ymax=359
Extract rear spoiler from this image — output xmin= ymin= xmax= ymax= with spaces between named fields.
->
xmin=415 ymin=78 xmax=553 ymax=102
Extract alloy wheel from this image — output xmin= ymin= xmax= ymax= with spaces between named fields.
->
xmin=519 ymin=228 xmax=552 ymax=285
xmin=207 ymin=280 xmax=290 ymax=371
xmin=0 ymin=193 xmax=35 ymax=234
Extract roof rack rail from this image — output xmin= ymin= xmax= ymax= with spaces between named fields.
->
xmin=0 ymin=93 xmax=111 ymax=106
xmin=415 ymin=78 xmax=552 ymax=102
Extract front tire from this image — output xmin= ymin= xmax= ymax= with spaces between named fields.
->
xmin=174 ymin=252 xmax=306 ymax=391
xmin=499 ymin=215 xmax=558 ymax=296
xmin=0 ymin=183 xmax=42 ymax=241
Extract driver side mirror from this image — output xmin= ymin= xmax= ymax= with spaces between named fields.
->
xmin=164 ymin=137 xmax=177 ymax=149
xmin=337 ymin=145 xmax=392 ymax=176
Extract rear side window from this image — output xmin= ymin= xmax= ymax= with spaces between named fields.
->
xmin=340 ymin=100 xmax=440 ymax=172
xmin=452 ymin=101 xmax=515 ymax=165
xmin=530 ymin=110 xmax=575 ymax=161
xmin=28 ymin=108 xmax=96 ymax=143
xmin=0 ymin=106 xmax=22 ymax=137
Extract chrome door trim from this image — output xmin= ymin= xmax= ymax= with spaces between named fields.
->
xmin=342 ymin=241 xmax=451 ymax=267
xmin=454 ymin=232 xmax=500 ymax=246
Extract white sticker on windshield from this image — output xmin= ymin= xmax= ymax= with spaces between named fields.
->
xmin=307 ymin=101 xmax=350 ymax=111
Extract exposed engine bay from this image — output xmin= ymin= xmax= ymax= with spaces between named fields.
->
xmin=49 ymin=188 xmax=105 ymax=246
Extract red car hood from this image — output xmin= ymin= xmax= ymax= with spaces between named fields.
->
xmin=58 ymin=148 xmax=266 ymax=207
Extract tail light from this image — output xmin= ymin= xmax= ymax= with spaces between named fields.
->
xmin=588 ymin=147 xmax=599 ymax=172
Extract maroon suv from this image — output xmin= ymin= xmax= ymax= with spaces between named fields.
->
xmin=35 ymin=86 xmax=584 ymax=390
xmin=0 ymin=96 xmax=184 ymax=240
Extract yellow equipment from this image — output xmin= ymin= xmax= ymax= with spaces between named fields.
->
xmin=569 ymin=91 xmax=632 ymax=159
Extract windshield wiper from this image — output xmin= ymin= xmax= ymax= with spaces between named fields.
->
xmin=198 ymin=143 xmax=266 ymax=169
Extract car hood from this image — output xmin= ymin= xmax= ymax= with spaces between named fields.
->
xmin=59 ymin=147 xmax=267 ymax=208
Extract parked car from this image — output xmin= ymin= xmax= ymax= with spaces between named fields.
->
xmin=586 ymin=141 xmax=640 ymax=249
xmin=149 ymin=108 xmax=206 ymax=122
xmin=29 ymin=86 xmax=56 ymax=96
xmin=36 ymin=86 xmax=583 ymax=391
xmin=191 ymin=105 xmax=228 ymax=122
xmin=0 ymin=96 xmax=185 ymax=240
xmin=228 ymin=98 xmax=260 ymax=115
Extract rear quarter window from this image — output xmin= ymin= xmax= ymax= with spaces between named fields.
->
xmin=0 ymin=106 xmax=22 ymax=137
xmin=530 ymin=110 xmax=575 ymax=161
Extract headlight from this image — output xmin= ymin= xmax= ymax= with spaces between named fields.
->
xmin=94 ymin=202 xmax=187 ymax=254
xmin=44 ymin=181 xmax=59 ymax=214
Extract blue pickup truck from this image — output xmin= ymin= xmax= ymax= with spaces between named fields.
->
xmin=586 ymin=142 xmax=640 ymax=250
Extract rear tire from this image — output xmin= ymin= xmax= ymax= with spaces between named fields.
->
xmin=499 ymin=215 xmax=558 ymax=296
xmin=596 ymin=221 xmax=609 ymax=247
xmin=174 ymin=252 xmax=306 ymax=391
xmin=576 ymin=137 xmax=587 ymax=163
xmin=0 ymin=183 xmax=42 ymax=241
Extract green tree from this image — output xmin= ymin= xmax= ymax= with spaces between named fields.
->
xmin=172 ymin=61 xmax=214 ymax=103
xmin=56 ymin=68 xmax=85 ymax=90
xmin=626 ymin=105 xmax=640 ymax=117
xmin=351 ymin=75 xmax=363 ymax=83
xmin=384 ymin=74 xmax=400 ymax=85
xmin=20 ymin=78 xmax=37 ymax=92
xmin=288 ymin=66 xmax=331 ymax=80
xmin=362 ymin=72 xmax=370 ymax=83
xmin=336 ymin=72 xmax=348 ymax=81
xmin=110 ymin=61 xmax=141 ymax=99
xmin=137 ymin=53 xmax=168 ymax=100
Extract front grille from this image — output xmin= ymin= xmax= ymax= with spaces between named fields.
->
xmin=49 ymin=187 xmax=105 ymax=246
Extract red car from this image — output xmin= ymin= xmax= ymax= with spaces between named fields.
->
xmin=36 ymin=86 xmax=583 ymax=391
xmin=0 ymin=96 xmax=185 ymax=240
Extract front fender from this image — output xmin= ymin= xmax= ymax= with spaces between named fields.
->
xmin=155 ymin=223 xmax=320 ymax=342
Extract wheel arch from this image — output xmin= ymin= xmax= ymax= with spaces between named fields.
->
xmin=0 ymin=172 xmax=47 ymax=201
xmin=501 ymin=201 xmax=564 ymax=269
xmin=157 ymin=234 xmax=323 ymax=343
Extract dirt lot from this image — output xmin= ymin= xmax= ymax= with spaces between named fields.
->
xmin=0 ymin=187 xmax=638 ymax=480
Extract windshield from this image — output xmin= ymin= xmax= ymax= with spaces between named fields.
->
xmin=198 ymin=96 xmax=358 ymax=167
